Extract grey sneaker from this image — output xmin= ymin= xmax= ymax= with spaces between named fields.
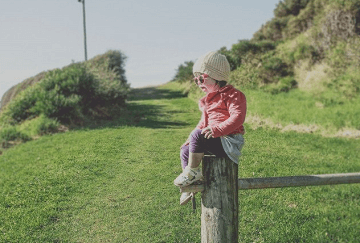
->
xmin=174 ymin=166 xmax=203 ymax=187
xmin=180 ymin=192 xmax=198 ymax=205
xmin=180 ymin=192 xmax=192 ymax=205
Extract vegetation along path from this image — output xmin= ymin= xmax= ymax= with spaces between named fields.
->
xmin=1 ymin=83 xmax=359 ymax=242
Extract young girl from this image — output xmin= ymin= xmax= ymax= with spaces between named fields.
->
xmin=173 ymin=51 xmax=246 ymax=205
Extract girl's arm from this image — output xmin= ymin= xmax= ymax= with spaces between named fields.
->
xmin=211 ymin=91 xmax=246 ymax=138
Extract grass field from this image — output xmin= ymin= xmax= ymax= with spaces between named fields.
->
xmin=1 ymin=83 xmax=359 ymax=242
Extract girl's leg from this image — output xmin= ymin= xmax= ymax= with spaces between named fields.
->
xmin=186 ymin=128 xmax=227 ymax=168
xmin=174 ymin=129 xmax=205 ymax=187
xmin=179 ymin=129 xmax=206 ymax=170
xmin=180 ymin=145 xmax=189 ymax=170
xmin=188 ymin=129 xmax=208 ymax=168
xmin=174 ymin=129 xmax=226 ymax=187
xmin=190 ymin=128 xmax=227 ymax=158
xmin=188 ymin=152 xmax=204 ymax=169
xmin=179 ymin=145 xmax=196 ymax=205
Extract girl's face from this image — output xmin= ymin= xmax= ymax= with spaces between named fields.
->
xmin=194 ymin=73 xmax=218 ymax=94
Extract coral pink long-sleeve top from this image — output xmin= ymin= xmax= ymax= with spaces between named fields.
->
xmin=196 ymin=85 xmax=246 ymax=138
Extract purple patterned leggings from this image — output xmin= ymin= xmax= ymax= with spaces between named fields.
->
xmin=180 ymin=129 xmax=227 ymax=169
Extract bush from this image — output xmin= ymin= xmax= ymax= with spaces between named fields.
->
xmin=290 ymin=42 xmax=320 ymax=63
xmin=327 ymin=68 xmax=360 ymax=99
xmin=0 ymin=50 xmax=130 ymax=125
xmin=252 ymin=17 xmax=290 ymax=42
xmin=230 ymin=40 xmax=260 ymax=67
xmin=106 ymin=50 xmax=128 ymax=85
xmin=274 ymin=0 xmax=311 ymax=17
xmin=1 ymin=64 xmax=96 ymax=124
xmin=32 ymin=115 xmax=61 ymax=135
xmin=0 ymin=85 xmax=40 ymax=124
xmin=285 ymin=0 xmax=319 ymax=39
xmin=259 ymin=54 xmax=293 ymax=83
xmin=172 ymin=61 xmax=194 ymax=83
xmin=0 ymin=126 xmax=31 ymax=143
xmin=218 ymin=47 xmax=237 ymax=71
xmin=263 ymin=76 xmax=298 ymax=94
xmin=87 ymin=50 xmax=130 ymax=107
xmin=228 ymin=63 xmax=261 ymax=89
xmin=224 ymin=40 xmax=276 ymax=70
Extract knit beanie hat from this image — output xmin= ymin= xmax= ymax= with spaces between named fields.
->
xmin=193 ymin=51 xmax=230 ymax=81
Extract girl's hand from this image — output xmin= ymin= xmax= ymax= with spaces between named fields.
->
xmin=201 ymin=127 xmax=213 ymax=139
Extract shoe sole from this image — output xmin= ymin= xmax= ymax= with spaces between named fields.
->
xmin=180 ymin=192 xmax=197 ymax=206
xmin=174 ymin=176 xmax=204 ymax=187
xmin=180 ymin=194 xmax=192 ymax=205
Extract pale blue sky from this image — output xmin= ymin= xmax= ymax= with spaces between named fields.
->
xmin=1 ymin=0 xmax=280 ymax=99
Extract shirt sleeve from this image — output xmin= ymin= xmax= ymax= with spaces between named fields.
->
xmin=211 ymin=91 xmax=246 ymax=138
xmin=196 ymin=98 xmax=206 ymax=130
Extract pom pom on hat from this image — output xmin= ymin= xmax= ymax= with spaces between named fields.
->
xmin=193 ymin=51 xmax=230 ymax=81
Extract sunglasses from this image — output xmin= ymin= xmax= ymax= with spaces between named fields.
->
xmin=193 ymin=73 xmax=209 ymax=85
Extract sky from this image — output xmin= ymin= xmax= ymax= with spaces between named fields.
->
xmin=0 ymin=0 xmax=281 ymax=100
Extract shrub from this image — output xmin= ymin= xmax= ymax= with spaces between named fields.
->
xmin=218 ymin=47 xmax=237 ymax=71
xmin=259 ymin=54 xmax=293 ymax=83
xmin=106 ymin=50 xmax=128 ymax=85
xmin=285 ymin=0 xmax=318 ymax=38
xmin=263 ymin=76 xmax=298 ymax=94
xmin=228 ymin=63 xmax=261 ymax=89
xmin=172 ymin=61 xmax=194 ymax=83
xmin=0 ymin=126 xmax=31 ymax=143
xmin=290 ymin=42 xmax=319 ymax=63
xmin=0 ymin=50 xmax=130 ymax=125
xmin=327 ymin=68 xmax=360 ymax=99
xmin=0 ymin=85 xmax=41 ymax=124
xmin=34 ymin=64 xmax=97 ymax=122
xmin=87 ymin=50 xmax=130 ymax=107
xmin=1 ymin=64 xmax=96 ymax=124
xmin=33 ymin=115 xmax=60 ymax=135
xmin=256 ymin=40 xmax=278 ymax=53
xmin=0 ymin=71 xmax=47 ymax=111
xmin=325 ymin=41 xmax=353 ymax=70
xmin=274 ymin=0 xmax=311 ymax=18
xmin=253 ymin=17 xmax=290 ymax=42
xmin=225 ymin=40 xmax=277 ymax=70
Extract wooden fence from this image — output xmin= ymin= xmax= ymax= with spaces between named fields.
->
xmin=180 ymin=156 xmax=360 ymax=243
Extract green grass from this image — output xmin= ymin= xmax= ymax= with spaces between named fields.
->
xmin=169 ymin=81 xmax=360 ymax=134
xmin=1 ymin=83 xmax=359 ymax=242
xmin=244 ymin=88 xmax=360 ymax=131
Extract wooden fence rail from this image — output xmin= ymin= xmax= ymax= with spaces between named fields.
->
xmin=180 ymin=172 xmax=360 ymax=193
xmin=179 ymin=155 xmax=360 ymax=243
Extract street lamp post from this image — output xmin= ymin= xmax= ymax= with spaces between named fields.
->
xmin=78 ymin=0 xmax=87 ymax=61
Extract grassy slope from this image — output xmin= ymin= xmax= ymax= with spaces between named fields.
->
xmin=1 ymin=83 xmax=360 ymax=242
xmin=175 ymin=81 xmax=360 ymax=138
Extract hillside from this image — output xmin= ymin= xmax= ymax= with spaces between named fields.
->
xmin=1 ymin=1 xmax=360 ymax=241
xmin=0 ymin=50 xmax=128 ymax=112
xmin=0 ymin=50 xmax=129 ymax=153
xmin=173 ymin=0 xmax=360 ymax=137
xmin=1 ymin=83 xmax=359 ymax=242
xmin=176 ymin=0 xmax=360 ymax=98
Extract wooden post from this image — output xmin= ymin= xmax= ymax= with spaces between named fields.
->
xmin=201 ymin=156 xmax=238 ymax=243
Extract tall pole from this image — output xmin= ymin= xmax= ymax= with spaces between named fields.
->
xmin=79 ymin=0 xmax=87 ymax=61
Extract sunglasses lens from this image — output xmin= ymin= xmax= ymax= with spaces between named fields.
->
xmin=198 ymin=76 xmax=204 ymax=83
xmin=194 ymin=74 xmax=207 ymax=85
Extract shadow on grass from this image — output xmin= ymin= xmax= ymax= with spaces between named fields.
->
xmin=75 ymin=87 xmax=190 ymax=130
xmin=0 ymin=87 xmax=189 ymax=155
xmin=128 ymin=86 xmax=187 ymax=101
